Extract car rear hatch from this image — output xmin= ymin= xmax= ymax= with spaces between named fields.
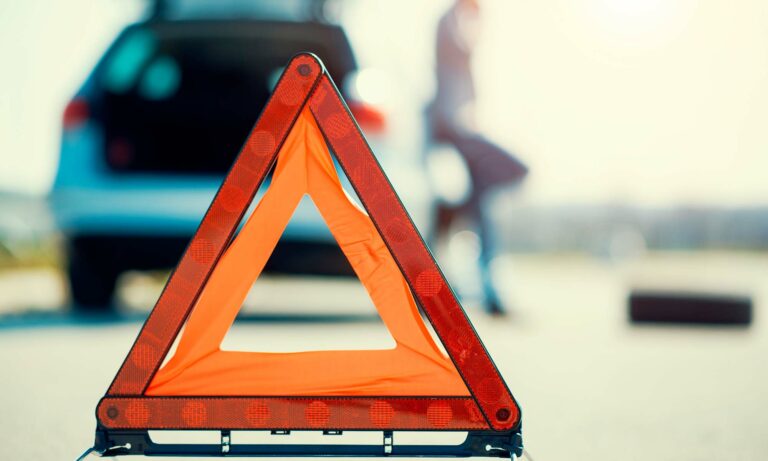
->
xmin=95 ymin=20 xmax=355 ymax=174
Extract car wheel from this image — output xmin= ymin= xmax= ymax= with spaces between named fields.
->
xmin=66 ymin=238 xmax=119 ymax=312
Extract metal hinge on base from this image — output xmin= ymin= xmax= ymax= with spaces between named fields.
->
xmin=383 ymin=431 xmax=393 ymax=455
xmin=221 ymin=430 xmax=231 ymax=454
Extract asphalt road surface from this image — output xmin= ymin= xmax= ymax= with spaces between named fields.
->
xmin=1 ymin=252 xmax=767 ymax=460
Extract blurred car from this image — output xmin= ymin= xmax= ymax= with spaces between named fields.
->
xmin=51 ymin=10 xmax=437 ymax=310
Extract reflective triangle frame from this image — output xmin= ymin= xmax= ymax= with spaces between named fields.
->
xmin=91 ymin=53 xmax=522 ymax=459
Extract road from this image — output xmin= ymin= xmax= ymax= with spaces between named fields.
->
xmin=1 ymin=252 xmax=767 ymax=460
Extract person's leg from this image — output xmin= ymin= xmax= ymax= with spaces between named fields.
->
xmin=463 ymin=188 xmax=504 ymax=314
xmin=454 ymin=135 xmax=526 ymax=315
xmin=457 ymin=134 xmax=527 ymax=192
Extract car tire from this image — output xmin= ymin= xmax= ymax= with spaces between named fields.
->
xmin=67 ymin=238 xmax=119 ymax=312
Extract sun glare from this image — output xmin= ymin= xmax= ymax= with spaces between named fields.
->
xmin=594 ymin=0 xmax=689 ymax=39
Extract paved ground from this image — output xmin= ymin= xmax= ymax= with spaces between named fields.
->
xmin=1 ymin=252 xmax=767 ymax=460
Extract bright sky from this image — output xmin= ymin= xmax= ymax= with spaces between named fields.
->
xmin=0 ymin=0 xmax=143 ymax=195
xmin=2 ymin=0 xmax=768 ymax=206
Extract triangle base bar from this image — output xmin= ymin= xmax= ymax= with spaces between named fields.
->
xmin=98 ymin=397 xmax=489 ymax=431
xmin=94 ymin=429 xmax=523 ymax=459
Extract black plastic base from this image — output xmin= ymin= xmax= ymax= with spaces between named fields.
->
xmin=94 ymin=429 xmax=523 ymax=458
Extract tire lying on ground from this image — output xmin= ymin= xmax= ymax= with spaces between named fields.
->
xmin=629 ymin=290 xmax=752 ymax=325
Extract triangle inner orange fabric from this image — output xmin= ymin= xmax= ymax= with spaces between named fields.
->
xmin=147 ymin=108 xmax=468 ymax=396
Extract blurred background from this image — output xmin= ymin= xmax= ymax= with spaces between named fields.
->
xmin=1 ymin=0 xmax=767 ymax=459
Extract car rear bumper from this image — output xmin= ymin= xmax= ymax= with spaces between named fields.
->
xmin=49 ymin=184 xmax=333 ymax=242
xmin=50 ymin=164 xmax=436 ymax=241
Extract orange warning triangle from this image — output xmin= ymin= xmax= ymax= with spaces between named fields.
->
xmin=95 ymin=54 xmax=520 ymax=439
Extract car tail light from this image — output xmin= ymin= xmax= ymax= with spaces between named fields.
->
xmin=63 ymin=98 xmax=89 ymax=130
xmin=347 ymin=101 xmax=386 ymax=135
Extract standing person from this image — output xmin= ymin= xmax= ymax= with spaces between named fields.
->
xmin=429 ymin=0 xmax=527 ymax=315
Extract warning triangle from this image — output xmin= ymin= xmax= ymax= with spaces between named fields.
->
xmin=93 ymin=53 xmax=521 ymax=457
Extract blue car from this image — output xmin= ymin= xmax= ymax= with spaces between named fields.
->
xmin=51 ymin=14 xmax=437 ymax=310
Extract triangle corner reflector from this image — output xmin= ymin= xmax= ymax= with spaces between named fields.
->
xmin=92 ymin=53 xmax=521 ymax=454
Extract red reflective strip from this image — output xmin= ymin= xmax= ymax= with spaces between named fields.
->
xmin=98 ymin=397 xmax=489 ymax=431
xmin=106 ymin=54 xmax=323 ymax=396
xmin=308 ymin=76 xmax=520 ymax=431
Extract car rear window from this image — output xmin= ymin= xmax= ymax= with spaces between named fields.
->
xmin=96 ymin=21 xmax=355 ymax=174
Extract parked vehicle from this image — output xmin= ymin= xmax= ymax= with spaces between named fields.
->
xmin=52 ymin=12 xmax=437 ymax=310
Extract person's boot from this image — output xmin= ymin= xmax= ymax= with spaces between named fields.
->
xmin=480 ymin=263 xmax=506 ymax=316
